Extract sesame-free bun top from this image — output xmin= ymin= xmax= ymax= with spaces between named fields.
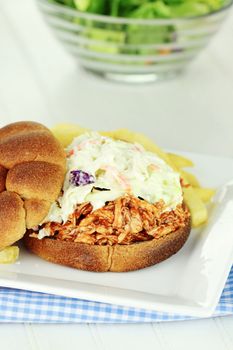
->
xmin=0 ymin=121 xmax=66 ymax=250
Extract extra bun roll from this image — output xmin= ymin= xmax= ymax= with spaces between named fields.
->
xmin=0 ymin=165 xmax=7 ymax=192
xmin=0 ymin=121 xmax=66 ymax=250
xmin=24 ymin=199 xmax=51 ymax=230
xmin=0 ymin=129 xmax=65 ymax=169
xmin=24 ymin=214 xmax=191 ymax=272
xmin=0 ymin=121 xmax=47 ymax=140
xmin=6 ymin=161 xmax=65 ymax=202
xmin=0 ymin=191 xmax=25 ymax=251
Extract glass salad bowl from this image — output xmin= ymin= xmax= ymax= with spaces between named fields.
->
xmin=37 ymin=0 xmax=233 ymax=83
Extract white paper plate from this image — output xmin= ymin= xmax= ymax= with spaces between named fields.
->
xmin=0 ymin=151 xmax=233 ymax=317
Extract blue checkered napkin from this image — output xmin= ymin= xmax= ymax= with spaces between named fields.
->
xmin=0 ymin=266 xmax=232 ymax=323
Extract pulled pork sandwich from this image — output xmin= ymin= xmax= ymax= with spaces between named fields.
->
xmin=24 ymin=133 xmax=191 ymax=272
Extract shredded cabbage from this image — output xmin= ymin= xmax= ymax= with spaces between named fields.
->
xmin=44 ymin=133 xmax=183 ymax=224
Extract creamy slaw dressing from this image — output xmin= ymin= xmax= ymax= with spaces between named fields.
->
xmin=44 ymin=133 xmax=183 ymax=224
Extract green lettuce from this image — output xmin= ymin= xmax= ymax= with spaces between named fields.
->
xmin=48 ymin=0 xmax=231 ymax=58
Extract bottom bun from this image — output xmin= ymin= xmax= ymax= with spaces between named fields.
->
xmin=24 ymin=216 xmax=191 ymax=272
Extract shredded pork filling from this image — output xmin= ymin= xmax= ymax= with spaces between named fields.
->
xmin=33 ymin=195 xmax=190 ymax=245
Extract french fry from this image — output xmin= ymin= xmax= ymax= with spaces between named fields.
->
xmin=0 ymin=246 xmax=19 ymax=264
xmin=194 ymin=188 xmax=216 ymax=203
xmin=180 ymin=170 xmax=200 ymax=188
xmin=183 ymin=187 xmax=208 ymax=227
xmin=51 ymin=123 xmax=90 ymax=147
xmin=168 ymin=153 xmax=194 ymax=168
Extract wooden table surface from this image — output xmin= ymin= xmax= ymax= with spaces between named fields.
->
xmin=0 ymin=0 xmax=233 ymax=348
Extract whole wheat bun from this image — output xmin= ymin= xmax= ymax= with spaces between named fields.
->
xmin=0 ymin=191 xmax=25 ymax=251
xmin=24 ymin=214 xmax=191 ymax=272
xmin=0 ymin=121 xmax=66 ymax=250
xmin=0 ymin=165 xmax=7 ymax=192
